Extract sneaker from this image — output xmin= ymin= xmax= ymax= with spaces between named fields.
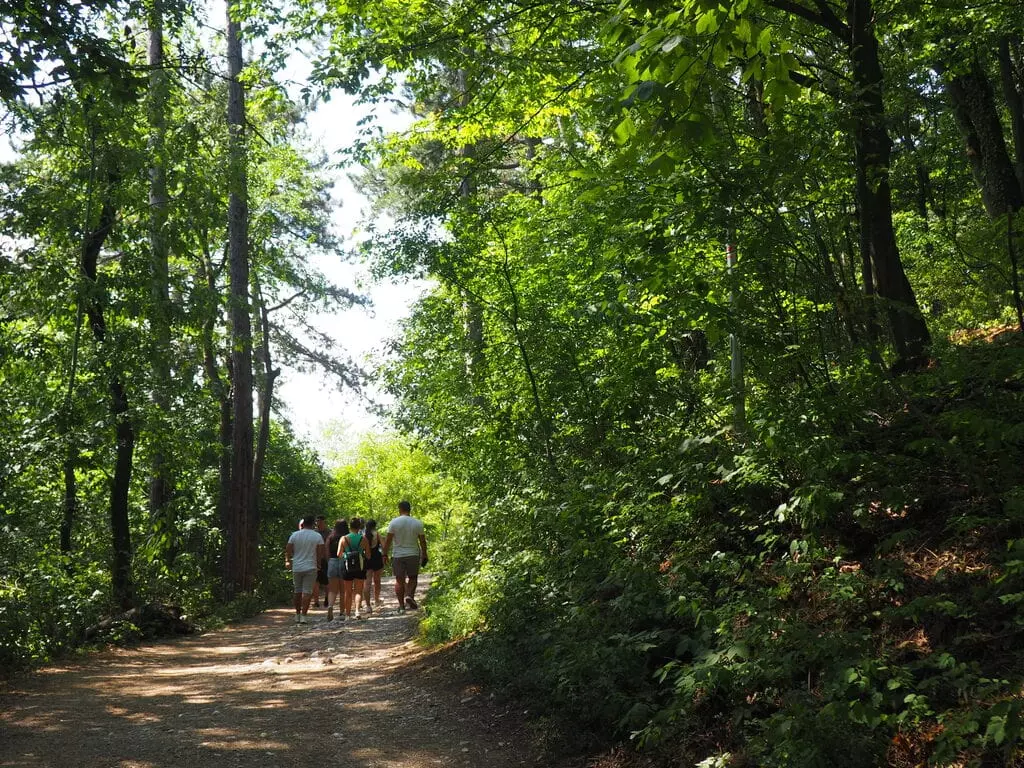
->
xmin=327 ymin=605 xmax=334 ymax=621
xmin=397 ymin=607 xmax=406 ymax=615
xmin=405 ymin=597 xmax=419 ymax=610
xmin=295 ymin=614 xmax=302 ymax=624
xmin=355 ymin=610 xmax=362 ymax=620
xmin=375 ymin=599 xmax=383 ymax=607
xmin=338 ymin=613 xmax=346 ymax=622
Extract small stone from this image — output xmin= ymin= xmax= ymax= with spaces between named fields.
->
xmin=283 ymin=657 xmax=294 ymax=664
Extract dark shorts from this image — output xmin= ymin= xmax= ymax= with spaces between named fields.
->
xmin=392 ymin=555 xmax=420 ymax=581
xmin=342 ymin=568 xmax=366 ymax=582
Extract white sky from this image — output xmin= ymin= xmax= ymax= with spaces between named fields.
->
xmin=274 ymin=91 xmax=425 ymax=450
xmin=274 ymin=66 xmax=428 ymax=454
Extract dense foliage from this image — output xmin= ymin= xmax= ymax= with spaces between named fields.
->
xmin=286 ymin=0 xmax=1024 ymax=764
xmin=0 ymin=3 xmax=354 ymax=669
xmin=4 ymin=0 xmax=1024 ymax=765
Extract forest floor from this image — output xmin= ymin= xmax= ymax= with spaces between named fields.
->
xmin=0 ymin=577 xmax=555 ymax=768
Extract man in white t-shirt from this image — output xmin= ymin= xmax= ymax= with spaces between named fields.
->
xmin=285 ymin=516 xmax=325 ymax=624
xmin=383 ymin=500 xmax=427 ymax=613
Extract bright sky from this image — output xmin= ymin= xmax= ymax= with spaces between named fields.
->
xmin=274 ymin=71 xmax=428 ymax=453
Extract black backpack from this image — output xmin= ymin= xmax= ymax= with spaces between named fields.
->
xmin=343 ymin=534 xmax=364 ymax=574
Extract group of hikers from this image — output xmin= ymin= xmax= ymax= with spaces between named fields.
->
xmin=284 ymin=500 xmax=428 ymax=624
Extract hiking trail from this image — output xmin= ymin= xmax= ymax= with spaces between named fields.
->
xmin=0 ymin=578 xmax=542 ymax=768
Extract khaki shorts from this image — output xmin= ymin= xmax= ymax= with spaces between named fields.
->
xmin=392 ymin=555 xmax=420 ymax=581
xmin=292 ymin=569 xmax=316 ymax=594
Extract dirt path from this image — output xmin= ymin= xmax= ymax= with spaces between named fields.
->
xmin=0 ymin=579 xmax=540 ymax=768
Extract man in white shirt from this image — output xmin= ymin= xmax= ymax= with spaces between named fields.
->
xmin=383 ymin=500 xmax=427 ymax=613
xmin=285 ymin=516 xmax=325 ymax=624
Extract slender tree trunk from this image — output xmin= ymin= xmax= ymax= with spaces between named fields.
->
xmin=82 ymin=192 xmax=135 ymax=610
xmin=252 ymin=287 xmax=278 ymax=539
xmin=59 ymin=300 xmax=85 ymax=561
xmin=847 ymin=0 xmax=930 ymax=369
xmin=147 ymin=0 xmax=175 ymax=560
xmin=225 ymin=4 xmax=255 ymax=597
xmin=198 ymin=245 xmax=232 ymax=573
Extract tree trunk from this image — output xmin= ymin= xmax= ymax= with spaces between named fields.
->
xmin=225 ymin=4 xmax=255 ymax=597
xmin=946 ymin=56 xmax=1022 ymax=217
xmin=147 ymin=0 xmax=175 ymax=560
xmin=198 ymin=245 xmax=232 ymax=580
xmin=82 ymin=192 xmax=135 ymax=610
xmin=847 ymin=0 xmax=930 ymax=369
xmin=998 ymin=37 xmax=1024 ymax=199
xmin=252 ymin=288 xmax=278 ymax=545
xmin=59 ymin=301 xmax=85 ymax=562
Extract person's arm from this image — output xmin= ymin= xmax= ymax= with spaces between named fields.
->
xmin=361 ymin=535 xmax=372 ymax=558
xmin=383 ymin=531 xmax=394 ymax=561
xmin=285 ymin=541 xmax=294 ymax=569
xmin=418 ymin=533 xmax=428 ymax=566
xmin=339 ymin=534 xmax=349 ymax=557
xmin=316 ymin=540 xmax=326 ymax=562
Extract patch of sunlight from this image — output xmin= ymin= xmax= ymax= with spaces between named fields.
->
xmin=234 ymin=698 xmax=288 ymax=709
xmin=183 ymin=697 xmax=217 ymax=704
xmin=207 ymin=645 xmax=251 ymax=655
xmin=199 ymin=739 xmax=288 ymax=750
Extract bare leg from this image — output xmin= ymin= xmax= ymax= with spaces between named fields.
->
xmin=293 ymin=591 xmax=302 ymax=615
xmin=343 ymin=580 xmax=354 ymax=616
xmin=373 ymin=570 xmax=382 ymax=603
xmin=395 ymin=576 xmax=406 ymax=608
xmin=301 ymin=592 xmax=313 ymax=615
xmin=354 ymin=579 xmax=365 ymax=616
xmin=406 ymin=575 xmax=419 ymax=603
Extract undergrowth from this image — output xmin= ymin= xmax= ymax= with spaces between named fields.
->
xmin=422 ymin=333 xmax=1024 ymax=767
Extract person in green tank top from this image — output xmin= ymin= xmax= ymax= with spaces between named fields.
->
xmin=339 ymin=517 xmax=372 ymax=619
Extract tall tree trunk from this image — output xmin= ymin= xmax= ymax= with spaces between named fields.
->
xmin=198 ymin=244 xmax=232 ymax=577
xmin=59 ymin=300 xmax=85 ymax=561
xmin=946 ymin=56 xmax=1023 ymax=217
xmin=224 ymin=3 xmax=255 ymax=597
xmin=82 ymin=191 xmax=135 ymax=610
xmin=847 ymin=0 xmax=930 ymax=369
xmin=252 ymin=286 xmax=278 ymax=545
xmin=147 ymin=0 xmax=175 ymax=560
xmin=1003 ymin=39 xmax=1024 ymax=193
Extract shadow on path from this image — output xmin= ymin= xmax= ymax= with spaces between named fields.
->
xmin=0 ymin=577 xmax=534 ymax=768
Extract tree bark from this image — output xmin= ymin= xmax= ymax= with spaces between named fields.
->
xmin=998 ymin=37 xmax=1024 ymax=198
xmin=147 ymin=0 xmax=175 ymax=559
xmin=224 ymin=4 xmax=256 ymax=597
xmin=82 ymin=191 xmax=135 ymax=610
xmin=198 ymin=244 xmax=232 ymax=576
xmin=59 ymin=300 xmax=85 ymax=561
xmin=847 ymin=0 xmax=930 ymax=368
xmin=946 ymin=56 xmax=1022 ymax=217
xmin=252 ymin=287 xmax=278 ymax=543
